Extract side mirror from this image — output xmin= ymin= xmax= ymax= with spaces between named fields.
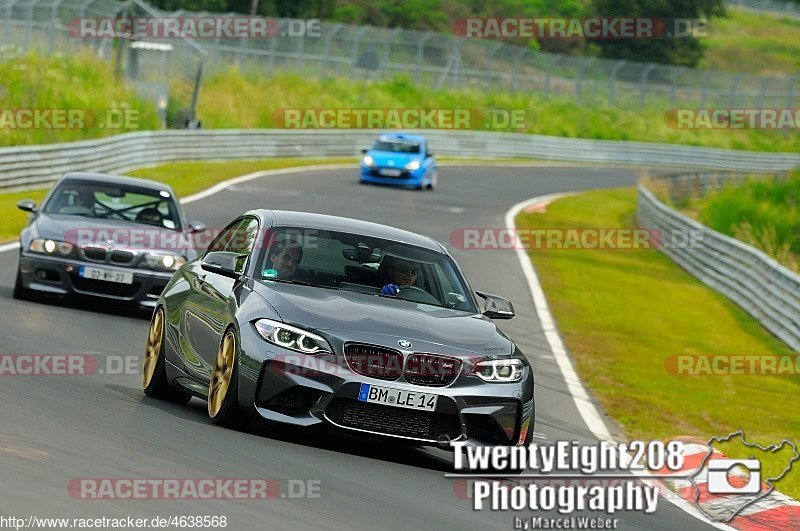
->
xmin=476 ymin=291 xmax=515 ymax=319
xmin=361 ymin=148 xmax=368 ymax=154
xmin=17 ymin=200 xmax=37 ymax=213
xmin=427 ymin=152 xmax=434 ymax=158
xmin=201 ymin=251 xmax=248 ymax=278
xmin=188 ymin=220 xmax=207 ymax=233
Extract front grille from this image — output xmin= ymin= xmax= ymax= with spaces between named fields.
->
xmin=71 ymin=275 xmax=140 ymax=297
xmin=369 ymin=168 xmax=410 ymax=179
xmin=83 ymin=247 xmax=108 ymax=262
xmin=325 ymin=397 xmax=461 ymax=441
xmin=405 ymin=354 xmax=462 ymax=386
xmin=110 ymin=250 xmax=135 ymax=264
xmin=344 ymin=343 xmax=403 ymax=381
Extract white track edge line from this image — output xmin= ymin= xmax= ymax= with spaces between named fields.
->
xmin=506 ymin=192 xmax=735 ymax=531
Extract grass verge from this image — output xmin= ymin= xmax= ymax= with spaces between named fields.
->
xmin=516 ymin=188 xmax=799 ymax=497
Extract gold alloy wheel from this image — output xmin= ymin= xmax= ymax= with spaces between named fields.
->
xmin=208 ymin=330 xmax=236 ymax=418
xmin=142 ymin=309 xmax=164 ymax=389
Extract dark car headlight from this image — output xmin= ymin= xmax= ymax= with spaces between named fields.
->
xmin=472 ymin=359 xmax=525 ymax=382
xmin=255 ymin=318 xmax=332 ymax=354
xmin=143 ymin=252 xmax=186 ymax=271
xmin=29 ymin=238 xmax=74 ymax=256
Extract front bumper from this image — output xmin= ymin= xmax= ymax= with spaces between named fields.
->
xmin=360 ymin=166 xmax=424 ymax=187
xmin=17 ymin=252 xmax=175 ymax=307
xmin=237 ymin=333 xmax=534 ymax=447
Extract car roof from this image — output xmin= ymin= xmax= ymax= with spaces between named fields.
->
xmin=59 ymin=171 xmax=174 ymax=193
xmin=375 ymin=133 xmax=426 ymax=143
xmin=250 ymin=209 xmax=444 ymax=252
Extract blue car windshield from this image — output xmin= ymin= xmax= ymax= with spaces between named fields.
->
xmin=371 ymin=140 xmax=420 ymax=154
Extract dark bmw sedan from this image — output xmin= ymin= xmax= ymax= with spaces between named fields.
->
xmin=14 ymin=171 xmax=205 ymax=308
xmin=144 ymin=209 xmax=535 ymax=447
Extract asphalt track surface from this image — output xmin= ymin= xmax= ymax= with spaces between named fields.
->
xmin=0 ymin=165 xmax=718 ymax=530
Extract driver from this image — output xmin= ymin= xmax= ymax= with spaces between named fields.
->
xmin=268 ymin=239 xmax=304 ymax=280
xmin=75 ymin=190 xmax=94 ymax=210
xmin=380 ymin=256 xmax=420 ymax=296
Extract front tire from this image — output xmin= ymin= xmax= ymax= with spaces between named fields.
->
xmin=143 ymin=307 xmax=190 ymax=404
xmin=208 ymin=328 xmax=243 ymax=427
xmin=12 ymin=268 xmax=33 ymax=301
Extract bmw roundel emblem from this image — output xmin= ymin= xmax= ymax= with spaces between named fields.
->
xmin=398 ymin=339 xmax=412 ymax=349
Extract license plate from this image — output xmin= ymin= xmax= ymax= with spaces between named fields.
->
xmin=379 ymin=168 xmax=402 ymax=177
xmin=79 ymin=266 xmax=134 ymax=284
xmin=358 ymin=383 xmax=438 ymax=411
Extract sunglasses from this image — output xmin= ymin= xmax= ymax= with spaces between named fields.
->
xmin=394 ymin=265 xmax=419 ymax=275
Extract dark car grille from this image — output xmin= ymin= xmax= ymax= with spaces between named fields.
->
xmin=110 ymin=250 xmax=136 ymax=264
xmin=344 ymin=343 xmax=403 ymax=381
xmin=405 ymin=354 xmax=463 ymax=387
xmin=368 ymin=168 xmax=411 ymax=179
xmin=70 ymin=275 xmax=141 ymax=297
xmin=83 ymin=247 xmax=108 ymax=261
xmin=326 ymin=398 xmax=461 ymax=441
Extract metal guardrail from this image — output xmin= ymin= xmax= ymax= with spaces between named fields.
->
xmin=637 ymin=183 xmax=800 ymax=352
xmin=727 ymin=0 xmax=800 ymax=19
xmin=1 ymin=129 xmax=799 ymax=191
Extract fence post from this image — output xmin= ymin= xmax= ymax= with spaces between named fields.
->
xmin=23 ymin=0 xmax=38 ymax=54
xmin=415 ymin=32 xmax=433 ymax=85
xmin=349 ymin=25 xmax=369 ymax=77
xmin=382 ymin=27 xmax=400 ymax=79
xmin=609 ymin=59 xmax=625 ymax=105
xmin=510 ymin=47 xmax=526 ymax=91
xmin=575 ymin=57 xmax=594 ymax=103
xmin=669 ymin=67 xmax=686 ymax=108
xmin=699 ymin=71 xmax=712 ymax=108
xmin=757 ymin=76 xmax=771 ymax=108
xmin=544 ymin=54 xmax=561 ymax=96
xmin=321 ymin=23 xmax=342 ymax=79
xmin=729 ymin=73 xmax=746 ymax=107
xmin=639 ymin=63 xmax=657 ymax=107
xmin=788 ymin=75 xmax=797 ymax=108
xmin=485 ymin=41 xmax=503 ymax=86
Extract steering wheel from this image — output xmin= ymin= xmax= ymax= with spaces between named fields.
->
xmin=396 ymin=286 xmax=441 ymax=305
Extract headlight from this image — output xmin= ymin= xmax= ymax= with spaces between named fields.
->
xmin=362 ymin=155 xmax=375 ymax=167
xmin=472 ymin=359 xmax=525 ymax=382
xmin=144 ymin=252 xmax=186 ymax=271
xmin=29 ymin=238 xmax=74 ymax=256
xmin=406 ymin=160 xmax=420 ymax=171
xmin=255 ymin=318 xmax=332 ymax=354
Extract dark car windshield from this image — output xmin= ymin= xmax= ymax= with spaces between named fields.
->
xmin=43 ymin=180 xmax=182 ymax=229
xmin=370 ymin=140 xmax=421 ymax=154
xmin=256 ymin=227 xmax=476 ymax=313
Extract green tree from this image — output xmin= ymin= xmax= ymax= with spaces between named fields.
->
xmin=590 ymin=0 xmax=725 ymax=66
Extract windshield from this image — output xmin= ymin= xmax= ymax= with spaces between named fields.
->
xmin=43 ymin=180 xmax=182 ymax=229
xmin=256 ymin=227 xmax=477 ymax=312
xmin=370 ymin=140 xmax=421 ymax=154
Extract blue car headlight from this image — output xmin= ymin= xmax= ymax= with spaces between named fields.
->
xmin=362 ymin=155 xmax=375 ymax=167
xmin=405 ymin=160 xmax=420 ymax=171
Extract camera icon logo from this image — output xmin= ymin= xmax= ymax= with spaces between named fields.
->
xmin=707 ymin=459 xmax=761 ymax=494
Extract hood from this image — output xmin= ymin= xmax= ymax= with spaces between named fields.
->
xmin=31 ymin=213 xmax=189 ymax=253
xmin=252 ymin=281 xmax=512 ymax=357
xmin=367 ymin=150 xmax=419 ymax=168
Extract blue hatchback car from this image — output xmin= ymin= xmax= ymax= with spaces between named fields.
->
xmin=359 ymin=133 xmax=437 ymax=190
